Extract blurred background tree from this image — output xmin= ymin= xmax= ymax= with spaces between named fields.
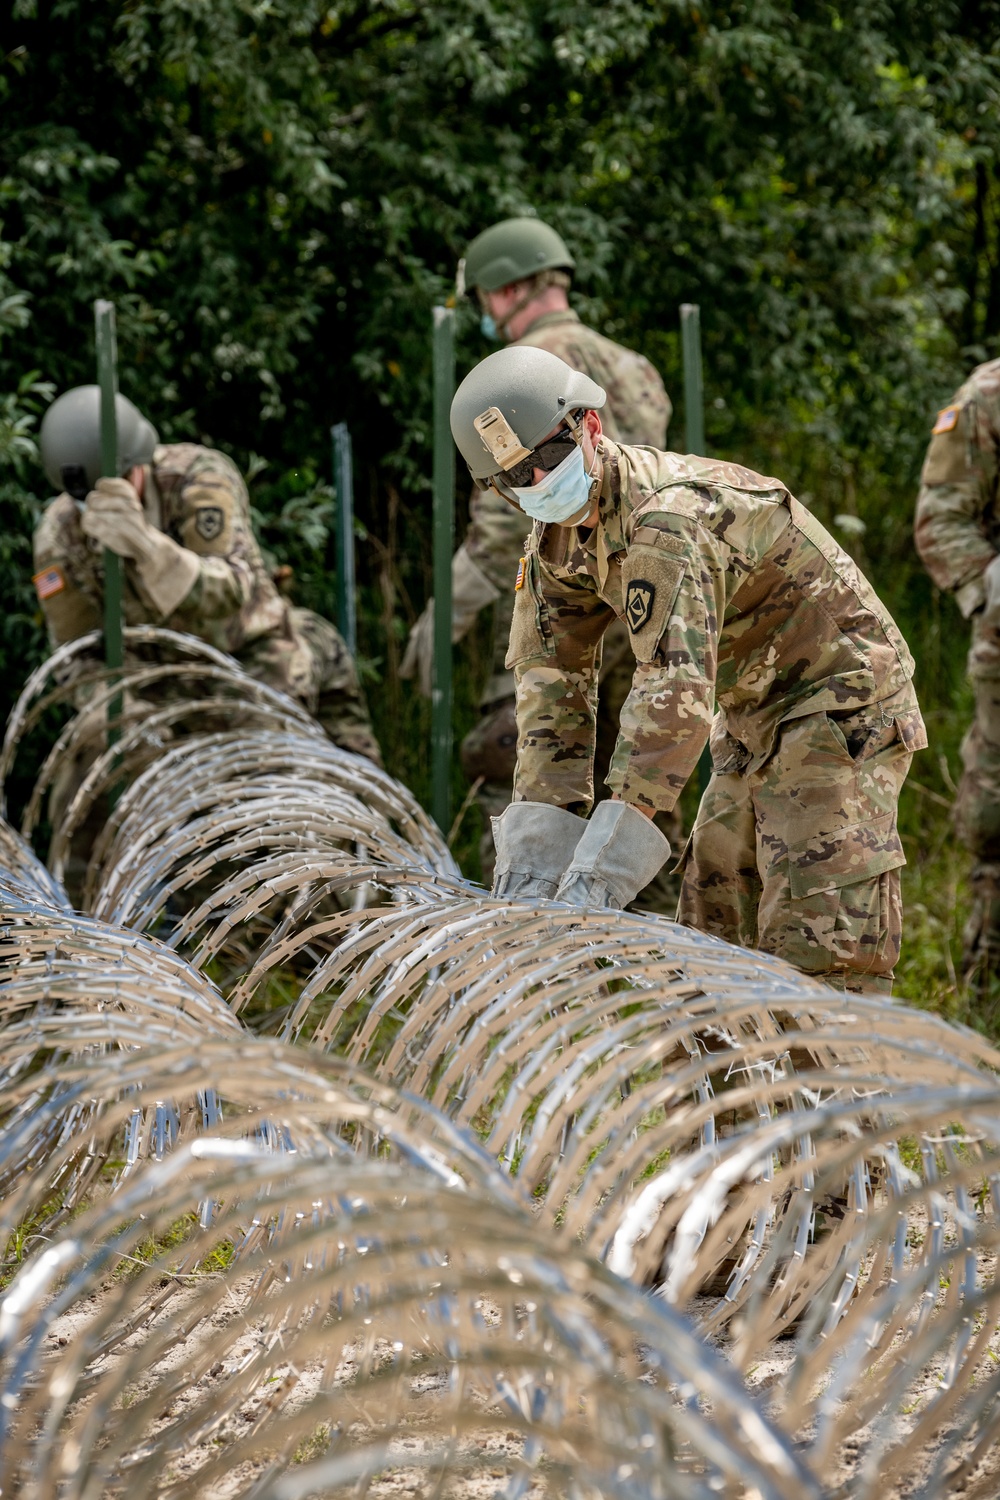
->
xmin=3 ymin=0 xmax=1000 ymax=1014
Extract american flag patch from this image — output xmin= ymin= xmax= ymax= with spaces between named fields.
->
xmin=515 ymin=556 xmax=526 ymax=591
xmin=33 ymin=566 xmax=65 ymax=601
xmin=932 ymin=405 xmax=959 ymax=435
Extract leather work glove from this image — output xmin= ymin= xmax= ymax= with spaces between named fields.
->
xmin=82 ymin=477 xmax=200 ymax=618
xmin=490 ymin=801 xmax=587 ymax=900
xmin=400 ymin=544 xmax=501 ymax=698
xmin=983 ymin=553 xmax=1000 ymax=627
xmin=554 ymin=801 xmax=671 ymax=911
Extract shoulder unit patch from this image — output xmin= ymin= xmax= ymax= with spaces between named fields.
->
xmin=625 ymin=578 xmax=655 ymax=633
xmin=195 ymin=506 xmax=225 ymax=542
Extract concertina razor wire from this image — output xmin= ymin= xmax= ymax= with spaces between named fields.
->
xmin=0 ymin=628 xmax=998 ymax=1499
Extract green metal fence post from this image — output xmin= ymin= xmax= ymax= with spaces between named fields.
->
xmin=680 ymin=303 xmax=705 ymax=457
xmin=331 ymin=421 xmax=357 ymax=657
xmin=431 ymin=305 xmax=456 ymax=835
xmin=94 ymin=299 xmax=123 ymax=757
xmin=680 ymin=303 xmax=712 ymax=794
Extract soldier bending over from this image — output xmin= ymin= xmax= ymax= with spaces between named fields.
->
xmin=450 ymin=347 xmax=925 ymax=994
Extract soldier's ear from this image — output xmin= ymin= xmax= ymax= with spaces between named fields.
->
xmin=585 ymin=409 xmax=603 ymax=441
xmin=128 ymin=464 xmax=146 ymax=498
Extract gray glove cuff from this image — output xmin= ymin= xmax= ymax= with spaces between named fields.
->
xmin=490 ymin=802 xmax=587 ymax=900
xmin=555 ymin=801 xmax=671 ymax=910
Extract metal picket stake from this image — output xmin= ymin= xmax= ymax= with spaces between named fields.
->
xmin=680 ymin=303 xmax=705 ymax=457
xmin=431 ymin=305 xmax=456 ymax=835
xmin=95 ymin=299 xmax=123 ymax=769
xmin=331 ymin=422 xmax=357 ymax=656
xmin=681 ymin=303 xmax=712 ymax=794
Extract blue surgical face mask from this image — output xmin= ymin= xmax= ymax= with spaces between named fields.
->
xmin=480 ymin=313 xmax=498 ymax=341
xmin=507 ymin=443 xmax=596 ymax=525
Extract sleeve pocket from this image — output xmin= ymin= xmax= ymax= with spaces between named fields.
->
xmin=621 ymin=543 xmax=685 ymax=663
xmin=788 ymin=812 xmax=905 ymax=898
xmin=505 ymin=552 xmax=553 ymax=668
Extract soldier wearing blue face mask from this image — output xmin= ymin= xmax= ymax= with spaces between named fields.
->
xmin=450 ymin=346 xmax=925 ymax=1001
xmin=402 ymin=217 xmax=672 ymax=887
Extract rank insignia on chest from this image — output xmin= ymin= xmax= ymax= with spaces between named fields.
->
xmin=515 ymin=556 xmax=526 ymax=591
xmin=932 ymin=405 xmax=960 ymax=435
xmin=625 ymin=578 xmax=655 ymax=632
xmin=32 ymin=566 xmax=65 ymax=601
xmin=195 ymin=506 xmax=225 ymax=541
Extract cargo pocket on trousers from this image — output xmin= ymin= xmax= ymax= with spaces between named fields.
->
xmin=788 ymin=813 xmax=905 ymax=898
xmin=505 ymin=552 xmax=554 ymax=669
xmin=787 ymin=813 xmax=906 ymax=976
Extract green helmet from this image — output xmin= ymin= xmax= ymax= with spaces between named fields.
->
xmin=451 ymin=347 xmax=605 ymax=482
xmin=39 ymin=385 xmax=159 ymax=498
xmin=462 ymin=217 xmax=575 ymax=295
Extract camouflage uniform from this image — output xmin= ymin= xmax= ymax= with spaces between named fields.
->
xmin=914 ymin=358 xmax=1000 ymax=983
xmin=457 ymin=309 xmax=672 ymax=879
xmin=510 ymin=439 xmax=926 ymax=991
xmin=33 ymin=443 xmax=381 ymax=762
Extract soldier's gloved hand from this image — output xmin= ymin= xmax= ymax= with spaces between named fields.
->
xmin=400 ymin=545 xmax=501 ymax=699
xmin=490 ymin=802 xmax=587 ymax=900
xmin=82 ymin=477 xmax=199 ymax=618
xmin=983 ymin=554 xmax=1000 ymax=626
xmin=554 ymin=801 xmax=671 ymax=910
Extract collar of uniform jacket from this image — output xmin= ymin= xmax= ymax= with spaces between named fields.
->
xmin=519 ymin=307 xmax=582 ymax=338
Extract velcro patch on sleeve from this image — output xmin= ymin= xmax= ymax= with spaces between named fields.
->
xmin=932 ymin=405 xmax=960 ymax=435
xmin=515 ymin=556 xmax=526 ymax=591
xmin=33 ymin=566 xmax=65 ymax=601
xmin=631 ymin=523 xmax=688 ymax=556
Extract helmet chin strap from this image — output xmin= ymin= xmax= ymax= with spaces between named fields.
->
xmin=479 ymin=282 xmax=545 ymax=342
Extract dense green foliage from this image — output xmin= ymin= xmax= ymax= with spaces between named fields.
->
xmin=4 ymin=0 xmax=1000 ymax=1012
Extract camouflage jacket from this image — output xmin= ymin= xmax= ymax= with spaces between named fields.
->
xmin=914 ymin=358 xmax=1000 ymax=619
xmin=33 ymin=443 xmax=287 ymax=655
xmin=461 ymin=308 xmax=671 ymax=700
xmin=508 ymin=440 xmax=924 ymax=814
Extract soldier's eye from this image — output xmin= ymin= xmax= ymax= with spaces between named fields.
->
xmin=504 ymin=429 xmax=578 ymax=487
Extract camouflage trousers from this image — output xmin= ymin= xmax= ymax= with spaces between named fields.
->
xmin=677 ymin=695 xmax=916 ymax=993
xmin=462 ymin=619 xmax=682 ymax=901
xmin=239 ymin=606 xmax=382 ymax=766
xmin=954 ymin=613 xmax=1000 ymax=983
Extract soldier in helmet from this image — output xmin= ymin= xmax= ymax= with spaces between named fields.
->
xmin=401 ymin=216 xmax=673 ymax=887
xmin=914 ymin=359 xmax=1000 ymax=993
xmin=451 ymin=345 xmax=926 ymax=993
xmin=34 ymin=386 xmax=381 ymax=763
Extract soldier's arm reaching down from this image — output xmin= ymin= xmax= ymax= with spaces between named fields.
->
xmin=146 ymin=454 xmax=259 ymax=626
xmin=914 ymin=384 xmax=1000 ymax=618
xmin=605 ymin=514 xmax=724 ymax=814
xmin=509 ymin=510 xmax=725 ymax=817
xmin=508 ymin=542 xmax=616 ymax=814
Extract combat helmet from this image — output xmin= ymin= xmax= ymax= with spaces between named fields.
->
xmin=451 ymin=347 xmax=605 ymax=483
xmin=39 ymin=385 xmax=159 ymax=499
xmin=462 ymin=217 xmax=575 ymax=295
